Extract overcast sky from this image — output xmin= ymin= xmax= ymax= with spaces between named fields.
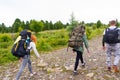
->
xmin=0 ymin=0 xmax=120 ymax=26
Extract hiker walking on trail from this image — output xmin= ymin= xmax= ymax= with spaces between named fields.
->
xmin=15 ymin=30 xmax=40 ymax=80
xmin=68 ymin=25 xmax=90 ymax=75
xmin=102 ymin=20 xmax=120 ymax=72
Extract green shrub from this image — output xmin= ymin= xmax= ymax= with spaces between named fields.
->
xmin=10 ymin=33 xmax=19 ymax=41
xmin=87 ymin=28 xmax=104 ymax=39
xmin=0 ymin=49 xmax=17 ymax=65
xmin=0 ymin=42 xmax=13 ymax=48
xmin=0 ymin=34 xmax=12 ymax=42
xmin=36 ymin=29 xmax=69 ymax=51
xmin=37 ymin=38 xmax=53 ymax=51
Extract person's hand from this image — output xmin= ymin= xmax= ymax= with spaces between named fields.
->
xmin=19 ymin=57 xmax=23 ymax=62
xmin=86 ymin=49 xmax=91 ymax=57
xmin=103 ymin=46 xmax=106 ymax=51
xmin=86 ymin=48 xmax=90 ymax=54
xmin=72 ymin=49 xmax=76 ymax=53
xmin=37 ymin=56 xmax=41 ymax=59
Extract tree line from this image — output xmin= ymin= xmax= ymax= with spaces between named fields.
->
xmin=0 ymin=15 xmax=120 ymax=33
xmin=0 ymin=18 xmax=69 ymax=33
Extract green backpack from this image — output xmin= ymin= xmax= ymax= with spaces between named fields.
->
xmin=68 ymin=25 xmax=85 ymax=48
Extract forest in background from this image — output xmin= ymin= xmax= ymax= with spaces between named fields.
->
xmin=1 ymin=13 xmax=120 ymax=33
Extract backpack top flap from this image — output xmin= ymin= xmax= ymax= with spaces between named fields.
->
xmin=20 ymin=30 xmax=28 ymax=39
xmin=105 ymin=27 xmax=119 ymax=44
xmin=68 ymin=25 xmax=84 ymax=48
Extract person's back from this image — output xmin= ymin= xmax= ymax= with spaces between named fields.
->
xmin=70 ymin=25 xmax=89 ymax=75
xmin=104 ymin=27 xmax=119 ymax=44
xmin=68 ymin=25 xmax=85 ymax=48
xmin=102 ymin=20 xmax=120 ymax=72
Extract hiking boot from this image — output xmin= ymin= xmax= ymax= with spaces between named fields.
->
xmin=81 ymin=63 xmax=85 ymax=68
xmin=107 ymin=67 xmax=111 ymax=71
xmin=30 ymin=72 xmax=36 ymax=77
xmin=73 ymin=71 xmax=78 ymax=75
xmin=112 ymin=65 xmax=119 ymax=73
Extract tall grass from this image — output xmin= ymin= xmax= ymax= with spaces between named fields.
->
xmin=0 ymin=28 xmax=104 ymax=65
xmin=36 ymin=29 xmax=69 ymax=51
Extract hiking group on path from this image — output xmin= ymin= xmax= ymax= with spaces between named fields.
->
xmin=11 ymin=20 xmax=120 ymax=80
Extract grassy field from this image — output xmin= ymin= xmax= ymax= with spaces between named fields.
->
xmin=0 ymin=28 xmax=104 ymax=65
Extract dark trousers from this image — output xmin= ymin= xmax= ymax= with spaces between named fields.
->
xmin=74 ymin=51 xmax=84 ymax=71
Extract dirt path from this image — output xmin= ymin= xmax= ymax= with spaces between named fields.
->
xmin=1 ymin=36 xmax=120 ymax=80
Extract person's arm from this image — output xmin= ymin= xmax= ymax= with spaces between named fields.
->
xmin=83 ymin=34 xmax=89 ymax=53
xmin=29 ymin=42 xmax=40 ymax=58
xmin=102 ymin=30 xmax=106 ymax=50
xmin=102 ymin=35 xmax=105 ymax=50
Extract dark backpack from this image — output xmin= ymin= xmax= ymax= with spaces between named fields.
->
xmin=11 ymin=30 xmax=31 ymax=57
xmin=20 ymin=30 xmax=31 ymax=39
xmin=11 ymin=39 xmax=28 ymax=57
xmin=68 ymin=25 xmax=85 ymax=48
xmin=104 ymin=27 xmax=119 ymax=44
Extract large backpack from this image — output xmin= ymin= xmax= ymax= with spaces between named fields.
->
xmin=104 ymin=27 xmax=120 ymax=44
xmin=11 ymin=39 xmax=28 ymax=57
xmin=11 ymin=30 xmax=31 ymax=57
xmin=68 ymin=25 xmax=85 ymax=48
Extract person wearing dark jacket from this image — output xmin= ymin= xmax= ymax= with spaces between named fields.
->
xmin=102 ymin=20 xmax=120 ymax=72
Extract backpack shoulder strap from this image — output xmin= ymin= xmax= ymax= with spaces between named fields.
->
xmin=114 ymin=27 xmax=118 ymax=30
xmin=14 ymin=36 xmax=21 ymax=44
xmin=105 ymin=27 xmax=118 ymax=33
xmin=105 ymin=28 xmax=109 ymax=34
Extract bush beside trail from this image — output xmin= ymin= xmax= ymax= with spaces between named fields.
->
xmin=0 ymin=28 xmax=103 ymax=65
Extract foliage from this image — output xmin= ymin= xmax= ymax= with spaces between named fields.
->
xmin=36 ymin=29 xmax=69 ymax=52
xmin=67 ymin=12 xmax=79 ymax=31
xmin=12 ymin=18 xmax=22 ymax=32
xmin=86 ymin=26 xmax=104 ymax=39
xmin=96 ymin=20 xmax=102 ymax=28
xmin=116 ymin=19 xmax=120 ymax=27
xmin=0 ymin=49 xmax=17 ymax=65
xmin=54 ymin=21 xmax=65 ymax=29
xmin=0 ymin=34 xmax=12 ymax=42
xmin=30 ymin=20 xmax=44 ymax=33
xmin=37 ymin=37 xmax=53 ymax=51
xmin=90 ymin=29 xmax=103 ymax=39
xmin=86 ymin=27 xmax=93 ymax=39
xmin=0 ymin=38 xmax=17 ymax=65
xmin=69 ymin=12 xmax=78 ymax=27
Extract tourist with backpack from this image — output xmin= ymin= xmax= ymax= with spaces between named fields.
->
xmin=68 ymin=25 xmax=89 ymax=75
xmin=102 ymin=20 xmax=120 ymax=72
xmin=27 ymin=34 xmax=40 ymax=61
xmin=13 ymin=30 xmax=40 ymax=80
